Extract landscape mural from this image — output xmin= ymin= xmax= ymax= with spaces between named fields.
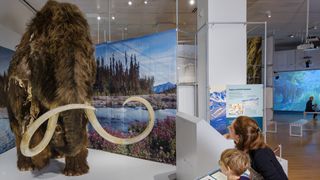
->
xmin=0 ymin=46 xmax=15 ymax=154
xmin=89 ymin=29 xmax=177 ymax=164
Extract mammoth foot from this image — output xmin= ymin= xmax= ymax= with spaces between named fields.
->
xmin=64 ymin=149 xmax=89 ymax=176
xmin=17 ymin=156 xmax=34 ymax=171
xmin=64 ymin=165 xmax=89 ymax=176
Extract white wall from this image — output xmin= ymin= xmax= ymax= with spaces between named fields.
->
xmin=0 ymin=24 xmax=21 ymax=50
xmin=177 ymin=86 xmax=195 ymax=116
xmin=208 ymin=24 xmax=247 ymax=88
xmin=208 ymin=0 xmax=247 ymax=89
xmin=274 ymin=49 xmax=320 ymax=72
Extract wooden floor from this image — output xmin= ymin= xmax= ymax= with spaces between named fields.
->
xmin=266 ymin=119 xmax=320 ymax=180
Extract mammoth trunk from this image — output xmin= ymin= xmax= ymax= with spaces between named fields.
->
xmin=59 ymin=109 xmax=88 ymax=156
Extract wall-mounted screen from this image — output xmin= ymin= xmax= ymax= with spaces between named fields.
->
xmin=274 ymin=70 xmax=320 ymax=111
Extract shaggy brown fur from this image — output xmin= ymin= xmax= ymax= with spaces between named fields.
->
xmin=7 ymin=0 xmax=96 ymax=176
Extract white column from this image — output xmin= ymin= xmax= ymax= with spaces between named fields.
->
xmin=197 ymin=0 xmax=247 ymax=120
xmin=266 ymin=36 xmax=275 ymax=122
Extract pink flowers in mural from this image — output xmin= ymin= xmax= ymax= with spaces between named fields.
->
xmin=88 ymin=116 xmax=176 ymax=164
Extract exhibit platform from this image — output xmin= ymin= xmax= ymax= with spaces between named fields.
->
xmin=0 ymin=148 xmax=176 ymax=180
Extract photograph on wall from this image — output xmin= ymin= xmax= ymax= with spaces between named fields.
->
xmin=90 ymin=29 xmax=177 ymax=164
xmin=247 ymin=37 xmax=262 ymax=84
xmin=0 ymin=46 xmax=15 ymax=154
xmin=209 ymin=89 xmax=228 ymax=135
xmin=274 ymin=70 xmax=320 ymax=111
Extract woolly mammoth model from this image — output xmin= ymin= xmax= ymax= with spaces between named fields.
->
xmin=6 ymin=0 xmax=154 ymax=176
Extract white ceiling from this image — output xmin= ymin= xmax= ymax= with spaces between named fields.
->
xmin=0 ymin=0 xmax=319 ymax=50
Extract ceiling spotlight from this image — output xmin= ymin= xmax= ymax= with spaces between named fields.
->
xmin=189 ymin=0 xmax=195 ymax=5
xmin=266 ymin=10 xmax=271 ymax=18
xmin=144 ymin=0 xmax=148 ymax=4
xmin=97 ymin=16 xmax=101 ymax=20
xmin=289 ymin=34 xmax=295 ymax=38
xmin=128 ymin=1 xmax=132 ymax=5
xmin=112 ymin=16 xmax=115 ymax=20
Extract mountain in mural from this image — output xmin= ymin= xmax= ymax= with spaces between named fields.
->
xmin=153 ymin=82 xmax=176 ymax=94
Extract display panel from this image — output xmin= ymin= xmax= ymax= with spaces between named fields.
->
xmin=273 ymin=70 xmax=320 ymax=111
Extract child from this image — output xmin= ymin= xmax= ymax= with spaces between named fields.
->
xmin=219 ymin=149 xmax=250 ymax=180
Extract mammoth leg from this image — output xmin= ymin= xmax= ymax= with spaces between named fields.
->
xmin=30 ymin=127 xmax=52 ymax=170
xmin=62 ymin=110 xmax=89 ymax=176
xmin=64 ymin=148 xmax=89 ymax=176
xmin=7 ymin=108 xmax=34 ymax=171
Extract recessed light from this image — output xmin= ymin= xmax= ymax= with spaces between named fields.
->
xmin=124 ymin=27 xmax=128 ymax=31
xmin=144 ymin=1 xmax=148 ymax=4
xmin=128 ymin=1 xmax=132 ymax=5
xmin=266 ymin=10 xmax=271 ymax=18
xmin=289 ymin=34 xmax=295 ymax=38
xmin=189 ymin=0 xmax=195 ymax=5
xmin=97 ymin=16 xmax=101 ymax=20
xmin=112 ymin=16 xmax=115 ymax=20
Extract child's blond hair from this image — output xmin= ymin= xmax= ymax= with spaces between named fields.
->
xmin=219 ymin=148 xmax=250 ymax=176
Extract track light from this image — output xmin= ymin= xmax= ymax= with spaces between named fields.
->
xmin=266 ymin=10 xmax=271 ymax=18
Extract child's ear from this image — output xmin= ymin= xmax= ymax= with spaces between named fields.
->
xmin=226 ymin=166 xmax=232 ymax=174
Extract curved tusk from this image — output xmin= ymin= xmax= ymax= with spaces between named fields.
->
xmin=20 ymin=114 xmax=59 ymax=157
xmin=20 ymin=104 xmax=96 ymax=157
xmin=86 ymin=96 xmax=155 ymax=145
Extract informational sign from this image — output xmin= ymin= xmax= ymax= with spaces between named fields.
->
xmin=226 ymin=84 xmax=263 ymax=130
xmin=226 ymin=84 xmax=263 ymax=118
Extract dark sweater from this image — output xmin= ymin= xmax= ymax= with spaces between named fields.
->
xmin=305 ymin=100 xmax=314 ymax=112
xmin=249 ymin=147 xmax=288 ymax=180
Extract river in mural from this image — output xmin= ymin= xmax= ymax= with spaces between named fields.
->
xmin=88 ymin=107 xmax=176 ymax=132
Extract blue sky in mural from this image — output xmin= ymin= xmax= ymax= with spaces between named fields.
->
xmin=0 ymin=47 xmax=14 ymax=75
xmin=95 ymin=29 xmax=176 ymax=86
xmin=274 ymin=70 xmax=320 ymax=111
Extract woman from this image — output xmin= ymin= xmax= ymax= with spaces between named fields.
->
xmin=227 ymin=116 xmax=288 ymax=180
